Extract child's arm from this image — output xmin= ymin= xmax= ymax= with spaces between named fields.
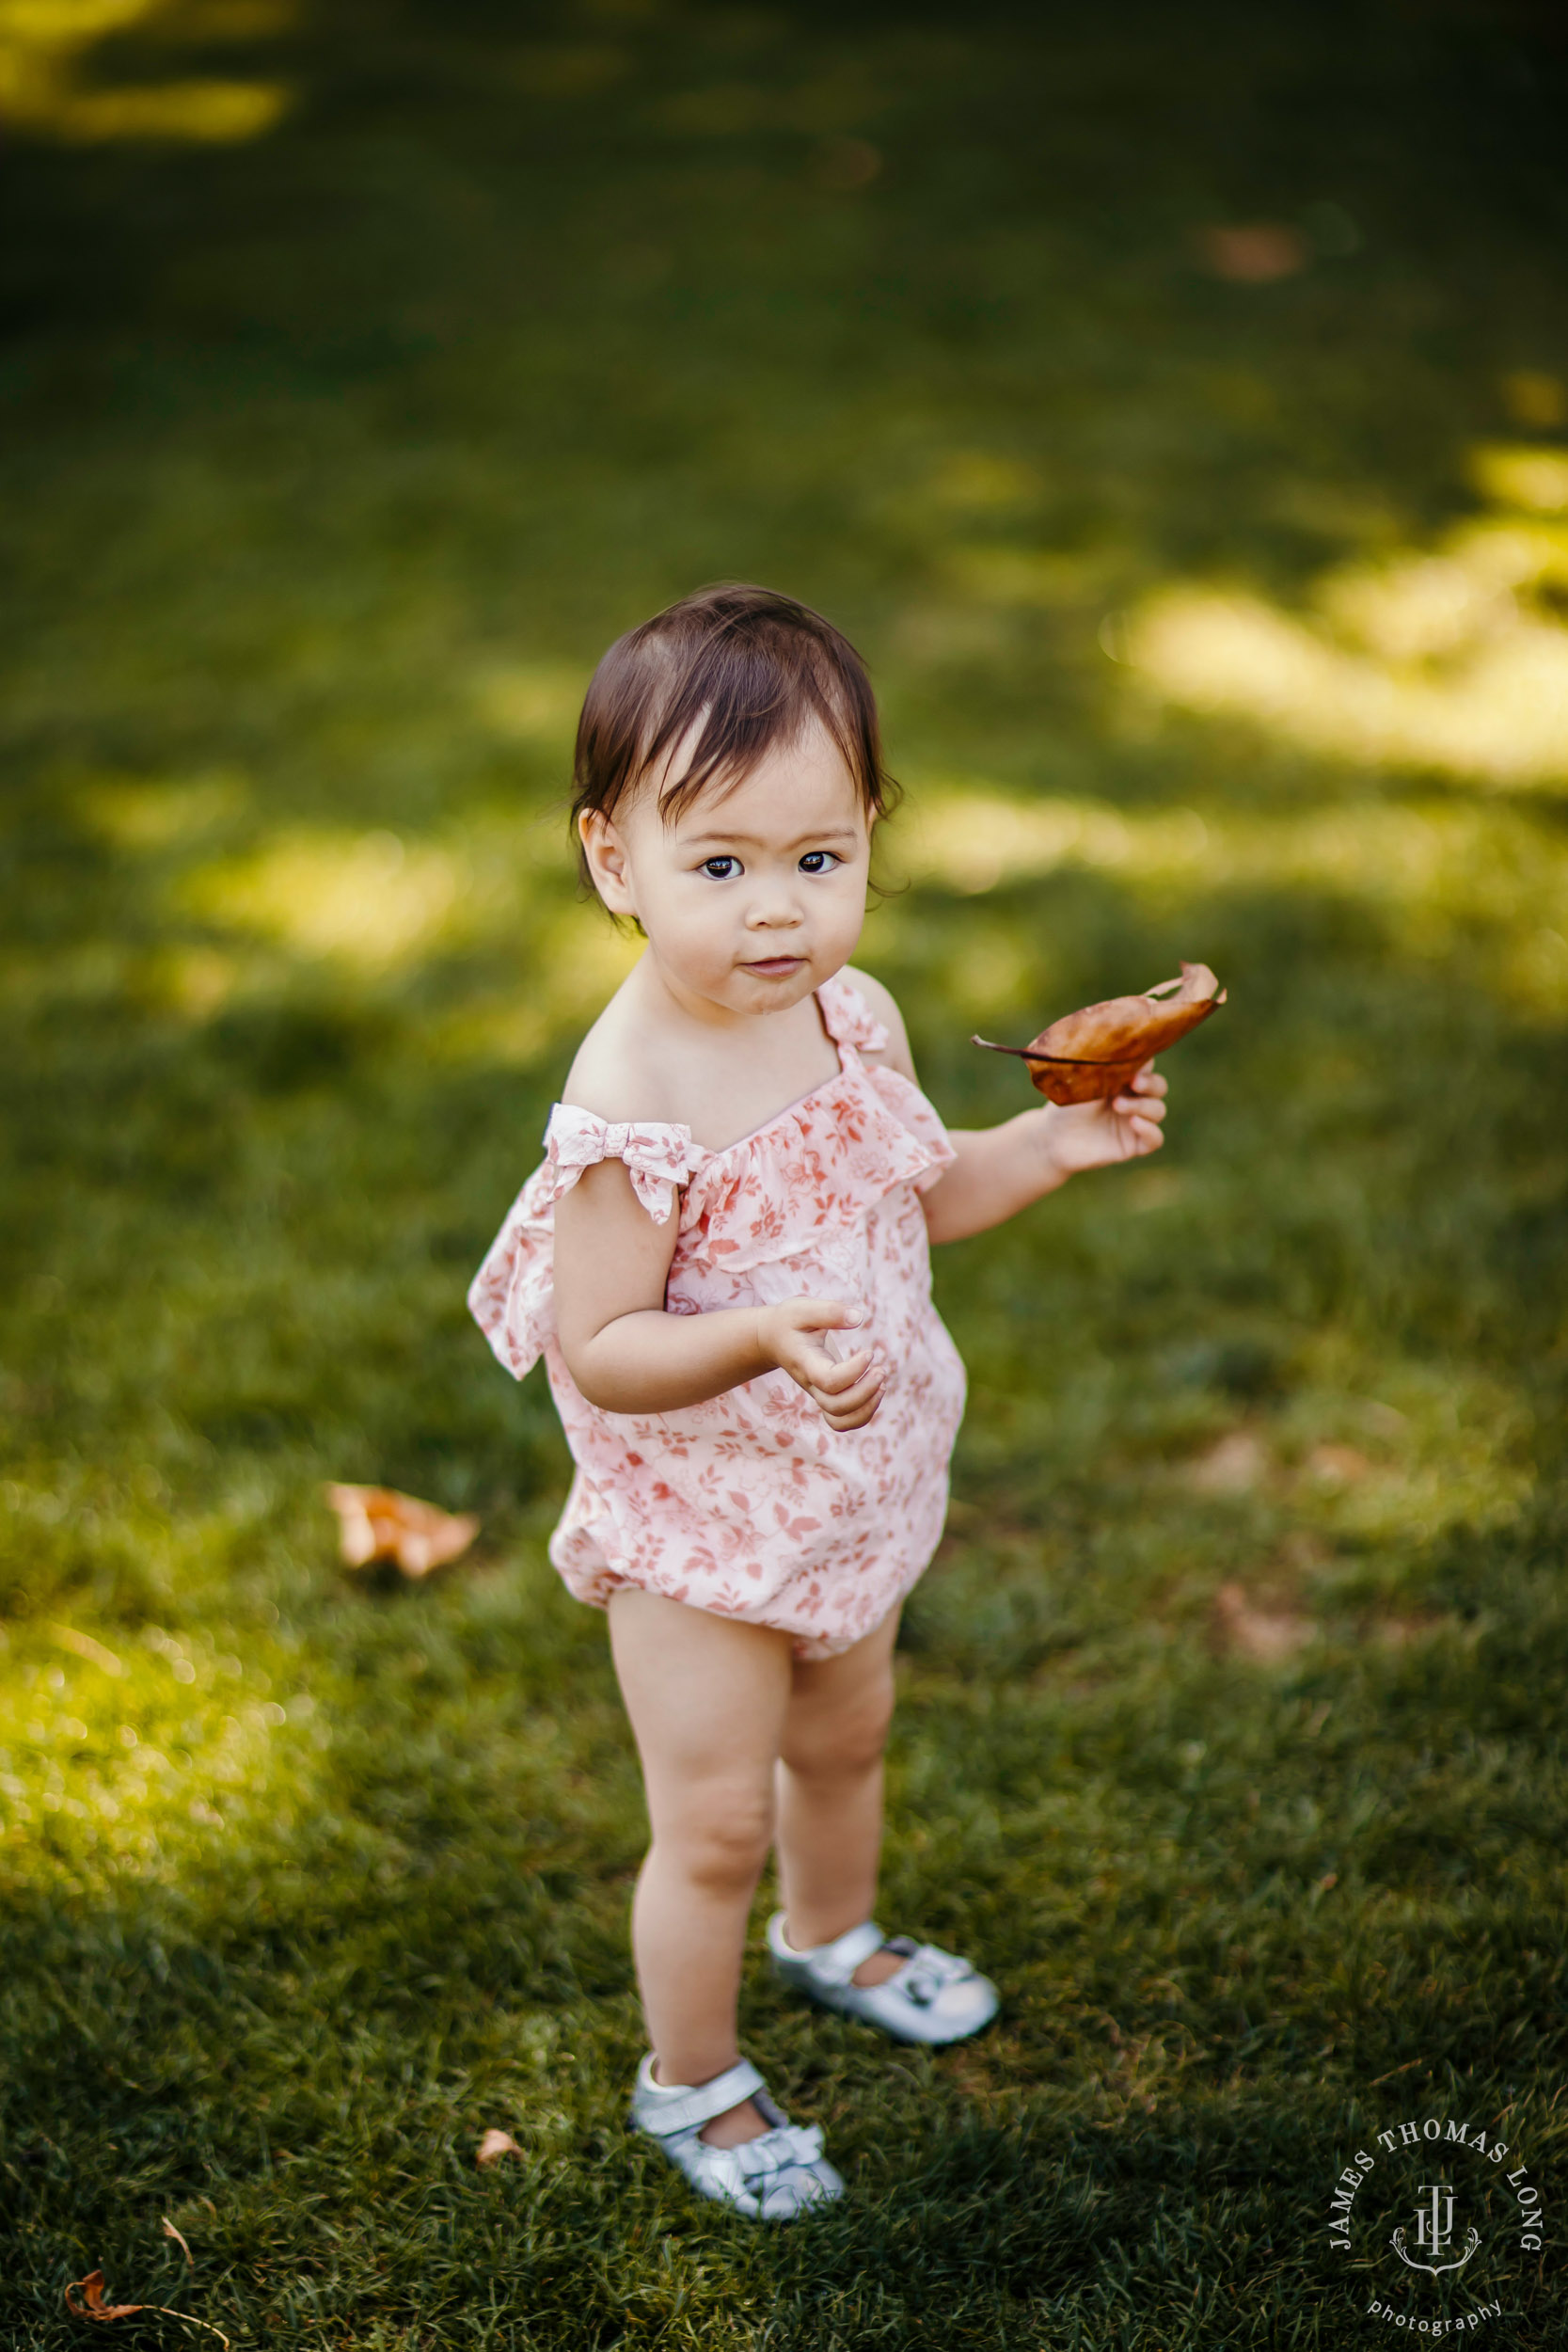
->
xmin=844 ymin=966 xmax=1167 ymax=1246
xmin=921 ymin=1075 xmax=1165 ymax=1242
xmin=553 ymin=1158 xmax=887 ymax=1427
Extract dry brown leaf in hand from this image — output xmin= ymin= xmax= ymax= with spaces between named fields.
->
xmin=66 ymin=2271 xmax=145 ymax=2322
xmin=476 ymin=2128 xmax=523 ymax=2167
xmin=974 ymin=961 xmax=1227 ymax=1104
xmin=325 ymin=1484 xmax=480 ymax=1578
xmin=163 ymin=2217 xmax=194 ymax=2268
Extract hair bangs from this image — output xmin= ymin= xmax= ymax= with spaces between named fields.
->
xmin=570 ymin=584 xmax=897 ymax=889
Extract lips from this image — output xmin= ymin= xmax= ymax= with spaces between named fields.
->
xmin=742 ymin=957 xmax=805 ymax=977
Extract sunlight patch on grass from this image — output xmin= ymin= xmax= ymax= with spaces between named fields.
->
xmin=0 ymin=0 xmax=156 ymax=131
xmin=144 ymin=0 xmax=301 ymax=37
xmin=147 ymin=943 xmax=251 ymax=1018
xmin=0 ymin=1492 xmax=321 ymax=1895
xmin=1468 ymin=442 xmax=1568 ymax=516
xmin=172 ymin=802 xmax=636 ymax=1027
xmin=1274 ymin=1347 xmax=1536 ymax=1550
xmin=421 ymin=906 xmax=641 ymax=1067
xmin=79 ymin=772 xmax=248 ymax=850
xmin=893 ymin=787 xmax=1568 ymax=1006
xmin=1129 ymin=590 xmax=1568 ymax=786
xmin=0 ymin=0 xmax=167 ymax=52
xmin=51 ymin=76 xmax=291 ymax=141
xmin=0 ymin=0 xmax=293 ymax=142
xmin=1123 ymin=455 xmax=1568 ymax=787
xmin=896 ymin=787 xmax=1205 ymax=898
xmin=1 ymin=933 xmax=281 ymax=1021
xmin=182 ymin=830 xmax=468 ymax=973
xmin=8 ymin=787 xmax=627 ymax=1034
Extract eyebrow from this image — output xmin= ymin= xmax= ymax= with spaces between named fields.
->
xmin=681 ymin=825 xmax=863 ymax=849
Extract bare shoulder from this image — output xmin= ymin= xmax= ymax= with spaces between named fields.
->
xmin=842 ymin=964 xmax=919 ymax=1082
xmin=560 ymin=992 xmax=687 ymax=1127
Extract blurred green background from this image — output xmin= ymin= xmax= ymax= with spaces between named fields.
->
xmin=3 ymin=1 xmax=1566 ymax=2344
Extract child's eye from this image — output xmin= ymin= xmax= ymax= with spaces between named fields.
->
xmin=700 ymin=856 xmax=740 ymax=880
xmin=799 ymin=850 xmax=841 ymax=875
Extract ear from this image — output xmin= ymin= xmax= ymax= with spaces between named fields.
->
xmin=579 ymin=809 xmax=638 ymax=917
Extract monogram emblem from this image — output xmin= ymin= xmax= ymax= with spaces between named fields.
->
xmin=1389 ymin=2183 xmax=1481 ymax=2276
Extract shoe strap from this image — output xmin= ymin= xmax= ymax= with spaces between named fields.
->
xmin=638 ymin=2056 xmax=766 ymax=2139
xmin=731 ymin=2122 xmax=827 ymax=2179
xmin=797 ymin=1918 xmax=885 ymax=1987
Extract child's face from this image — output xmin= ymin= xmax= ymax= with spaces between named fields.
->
xmin=580 ymin=722 xmax=873 ymax=1017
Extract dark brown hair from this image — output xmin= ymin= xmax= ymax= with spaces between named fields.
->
xmin=569 ymin=583 xmax=898 ymax=888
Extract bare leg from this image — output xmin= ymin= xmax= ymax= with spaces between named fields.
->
xmin=608 ymin=1588 xmax=793 ymax=2147
xmin=775 ymin=1608 xmax=905 ymax=1989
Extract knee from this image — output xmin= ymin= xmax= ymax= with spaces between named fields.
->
xmin=784 ymin=1672 xmax=895 ymax=1782
xmin=661 ymin=1780 xmax=774 ymax=1896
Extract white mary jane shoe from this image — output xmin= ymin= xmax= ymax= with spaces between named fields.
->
xmin=629 ymin=2053 xmax=845 ymax=2221
xmin=767 ymin=1911 xmax=1000 ymax=2045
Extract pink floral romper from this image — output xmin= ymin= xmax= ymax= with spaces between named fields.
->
xmin=467 ymin=974 xmax=967 ymax=1658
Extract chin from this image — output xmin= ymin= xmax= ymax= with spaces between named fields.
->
xmin=730 ymin=964 xmax=819 ymax=1009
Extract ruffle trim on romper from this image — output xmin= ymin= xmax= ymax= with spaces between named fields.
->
xmin=467 ymin=1107 xmax=697 ymax=1381
xmin=812 ymin=972 xmax=955 ymax=1196
xmin=676 ymin=1073 xmax=951 ymax=1282
xmin=467 ymin=977 xmax=955 ymax=1379
xmin=816 ymin=971 xmax=889 ymax=1055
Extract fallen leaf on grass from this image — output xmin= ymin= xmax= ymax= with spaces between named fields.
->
xmin=325 ymin=1484 xmax=480 ymax=1578
xmin=65 ymin=2271 xmax=229 ymax=2347
xmin=476 ymin=2128 xmax=523 ymax=2167
xmin=1307 ymin=1442 xmax=1372 ymax=1486
xmin=1212 ymin=1581 xmax=1316 ymax=1664
xmin=66 ymin=2273 xmax=144 ymax=2323
xmin=974 ymin=961 xmax=1226 ymax=1104
xmin=1196 ymin=223 xmax=1308 ymax=282
xmin=1186 ymin=1431 xmax=1268 ymax=1494
xmin=163 ymin=2217 xmax=194 ymax=2268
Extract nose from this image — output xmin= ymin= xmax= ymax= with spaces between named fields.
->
xmin=744 ymin=876 xmax=804 ymax=929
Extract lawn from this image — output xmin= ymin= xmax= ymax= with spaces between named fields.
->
xmin=3 ymin=1 xmax=1567 ymax=2345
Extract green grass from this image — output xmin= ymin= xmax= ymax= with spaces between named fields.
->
xmin=3 ymin=0 xmax=1568 ymax=2344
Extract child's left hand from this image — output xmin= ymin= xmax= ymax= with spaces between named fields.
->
xmin=1041 ymin=1060 xmax=1167 ymax=1175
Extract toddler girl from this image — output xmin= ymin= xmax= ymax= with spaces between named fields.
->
xmin=469 ymin=584 xmax=1167 ymax=2219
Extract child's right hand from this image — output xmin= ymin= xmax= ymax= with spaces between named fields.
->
xmin=757 ymin=1298 xmax=886 ymax=1431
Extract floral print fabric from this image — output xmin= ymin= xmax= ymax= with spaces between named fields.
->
xmin=467 ymin=974 xmax=967 ymax=1657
